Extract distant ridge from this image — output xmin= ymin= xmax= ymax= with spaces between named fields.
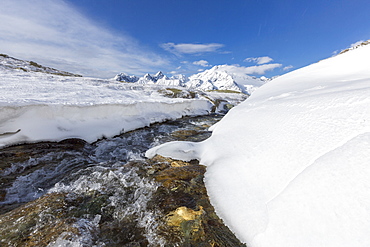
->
xmin=0 ymin=54 xmax=82 ymax=77
xmin=339 ymin=40 xmax=370 ymax=55
xmin=115 ymin=65 xmax=268 ymax=95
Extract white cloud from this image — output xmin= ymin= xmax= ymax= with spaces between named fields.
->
xmin=283 ymin=65 xmax=294 ymax=71
xmin=246 ymin=63 xmax=282 ymax=74
xmin=220 ymin=63 xmax=282 ymax=75
xmin=193 ymin=60 xmax=211 ymax=67
xmin=244 ymin=56 xmax=274 ymax=65
xmin=0 ymin=0 xmax=169 ymax=78
xmin=161 ymin=42 xmax=224 ymax=55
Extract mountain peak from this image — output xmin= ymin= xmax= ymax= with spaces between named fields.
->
xmin=154 ymin=71 xmax=164 ymax=79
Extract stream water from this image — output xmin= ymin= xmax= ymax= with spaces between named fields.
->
xmin=0 ymin=114 xmax=242 ymax=247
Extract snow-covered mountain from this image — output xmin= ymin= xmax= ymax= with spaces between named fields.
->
xmin=115 ymin=65 xmax=267 ymax=95
xmin=113 ymin=72 xmax=139 ymax=82
xmin=147 ymin=40 xmax=370 ymax=247
xmin=0 ymin=54 xmax=82 ymax=77
xmin=115 ymin=71 xmax=187 ymax=87
xmin=187 ymin=65 xmax=267 ymax=94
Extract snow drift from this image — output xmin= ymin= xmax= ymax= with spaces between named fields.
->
xmin=146 ymin=41 xmax=370 ymax=246
xmin=0 ymin=66 xmax=211 ymax=147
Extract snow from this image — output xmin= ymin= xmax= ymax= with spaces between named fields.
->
xmin=0 ymin=66 xmax=212 ymax=147
xmin=146 ymin=42 xmax=370 ymax=246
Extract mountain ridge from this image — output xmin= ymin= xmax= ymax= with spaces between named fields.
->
xmin=0 ymin=54 xmax=82 ymax=77
xmin=115 ymin=65 xmax=269 ymax=95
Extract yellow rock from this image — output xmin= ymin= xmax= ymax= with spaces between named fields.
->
xmin=167 ymin=206 xmax=204 ymax=227
xmin=170 ymin=160 xmax=189 ymax=167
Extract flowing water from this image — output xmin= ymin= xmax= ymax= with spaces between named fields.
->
xmin=0 ymin=114 xmax=245 ymax=247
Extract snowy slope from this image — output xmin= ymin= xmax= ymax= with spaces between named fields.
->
xmin=0 ymin=54 xmax=81 ymax=77
xmin=0 ymin=64 xmax=211 ymax=147
xmin=115 ymin=65 xmax=266 ymax=94
xmin=146 ymin=42 xmax=370 ymax=246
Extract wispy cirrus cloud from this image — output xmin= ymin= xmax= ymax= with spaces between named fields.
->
xmin=244 ymin=56 xmax=274 ymax=65
xmin=161 ymin=43 xmax=224 ymax=55
xmin=0 ymin=0 xmax=169 ymax=78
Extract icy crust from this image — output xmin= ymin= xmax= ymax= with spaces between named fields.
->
xmin=0 ymin=69 xmax=211 ymax=147
xmin=146 ymin=43 xmax=370 ymax=246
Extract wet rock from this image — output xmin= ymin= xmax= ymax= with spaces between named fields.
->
xmin=145 ymin=155 xmax=246 ymax=246
xmin=167 ymin=206 xmax=204 ymax=226
xmin=158 ymin=88 xmax=197 ymax=99
xmin=170 ymin=129 xmax=213 ymax=142
xmin=0 ymin=139 xmax=87 ymax=173
xmin=166 ymin=206 xmax=205 ymax=245
xmin=0 ymin=193 xmax=79 ymax=247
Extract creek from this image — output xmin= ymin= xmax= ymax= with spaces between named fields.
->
xmin=0 ymin=114 xmax=245 ymax=246
xmin=0 ymin=115 xmax=219 ymax=211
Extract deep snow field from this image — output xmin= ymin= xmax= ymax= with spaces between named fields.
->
xmin=147 ymin=42 xmax=370 ymax=246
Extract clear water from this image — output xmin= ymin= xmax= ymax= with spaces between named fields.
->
xmin=0 ymin=114 xmax=223 ymax=246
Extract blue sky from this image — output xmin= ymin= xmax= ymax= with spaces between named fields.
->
xmin=1 ymin=0 xmax=370 ymax=78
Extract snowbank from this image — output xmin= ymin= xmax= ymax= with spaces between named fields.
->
xmin=0 ymin=69 xmax=211 ymax=147
xmin=146 ymin=43 xmax=370 ymax=246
